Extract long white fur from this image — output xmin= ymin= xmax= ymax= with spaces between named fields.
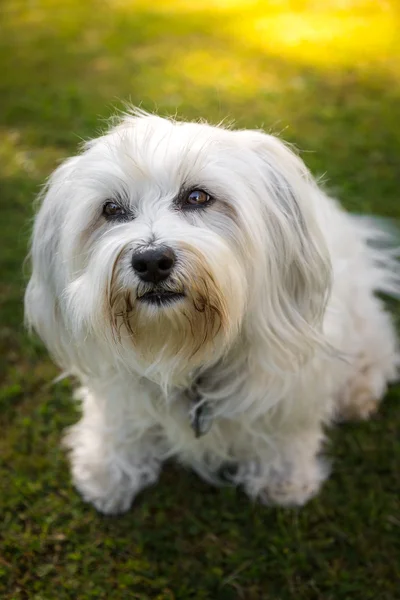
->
xmin=25 ymin=110 xmax=400 ymax=513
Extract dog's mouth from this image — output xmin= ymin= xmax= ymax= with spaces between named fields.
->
xmin=137 ymin=290 xmax=186 ymax=306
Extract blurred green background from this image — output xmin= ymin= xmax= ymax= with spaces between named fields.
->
xmin=1 ymin=1 xmax=399 ymax=598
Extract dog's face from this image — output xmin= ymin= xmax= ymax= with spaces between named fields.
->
xmin=25 ymin=111 xmax=331 ymax=386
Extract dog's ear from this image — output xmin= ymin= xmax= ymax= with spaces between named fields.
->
xmin=237 ymin=130 xmax=332 ymax=368
xmin=25 ymin=158 xmax=79 ymax=371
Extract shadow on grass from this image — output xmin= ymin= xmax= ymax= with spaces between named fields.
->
xmin=2 ymin=381 xmax=399 ymax=599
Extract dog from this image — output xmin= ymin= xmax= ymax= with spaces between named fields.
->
xmin=25 ymin=109 xmax=400 ymax=514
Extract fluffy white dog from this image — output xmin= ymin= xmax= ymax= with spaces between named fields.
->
xmin=25 ymin=110 xmax=399 ymax=514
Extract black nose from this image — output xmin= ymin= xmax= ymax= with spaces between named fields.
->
xmin=131 ymin=246 xmax=176 ymax=283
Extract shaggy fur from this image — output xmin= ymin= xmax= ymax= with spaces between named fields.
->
xmin=25 ymin=110 xmax=400 ymax=514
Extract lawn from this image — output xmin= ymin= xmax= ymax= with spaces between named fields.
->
xmin=1 ymin=1 xmax=399 ymax=598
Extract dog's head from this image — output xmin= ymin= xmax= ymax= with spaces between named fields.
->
xmin=25 ymin=110 xmax=331 ymax=386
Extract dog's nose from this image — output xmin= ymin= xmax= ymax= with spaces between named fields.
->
xmin=131 ymin=246 xmax=176 ymax=283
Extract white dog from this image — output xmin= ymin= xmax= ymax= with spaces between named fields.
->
xmin=25 ymin=109 xmax=399 ymax=514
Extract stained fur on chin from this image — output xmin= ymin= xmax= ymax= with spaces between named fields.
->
xmin=106 ymin=239 xmax=241 ymax=389
xmin=25 ymin=108 xmax=400 ymax=514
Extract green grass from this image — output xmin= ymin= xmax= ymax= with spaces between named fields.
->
xmin=1 ymin=1 xmax=400 ymax=598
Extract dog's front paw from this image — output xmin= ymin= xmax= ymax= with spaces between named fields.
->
xmin=71 ymin=459 xmax=160 ymax=515
xmin=241 ymin=456 xmax=329 ymax=508
xmin=259 ymin=474 xmax=320 ymax=507
xmin=259 ymin=458 xmax=330 ymax=507
xmin=75 ymin=477 xmax=136 ymax=515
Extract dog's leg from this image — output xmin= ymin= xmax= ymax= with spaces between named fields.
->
xmin=337 ymin=302 xmax=399 ymax=421
xmin=239 ymin=427 xmax=328 ymax=507
xmin=338 ymin=358 xmax=393 ymax=421
xmin=63 ymin=385 xmax=164 ymax=515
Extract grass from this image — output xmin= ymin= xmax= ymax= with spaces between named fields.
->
xmin=1 ymin=1 xmax=400 ymax=598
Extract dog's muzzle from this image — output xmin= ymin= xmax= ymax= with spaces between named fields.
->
xmin=133 ymin=246 xmax=185 ymax=306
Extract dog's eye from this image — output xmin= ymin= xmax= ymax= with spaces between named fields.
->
xmin=103 ymin=201 xmax=126 ymax=219
xmin=185 ymin=190 xmax=212 ymax=207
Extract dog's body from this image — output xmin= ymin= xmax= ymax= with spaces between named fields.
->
xmin=25 ymin=111 xmax=399 ymax=514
